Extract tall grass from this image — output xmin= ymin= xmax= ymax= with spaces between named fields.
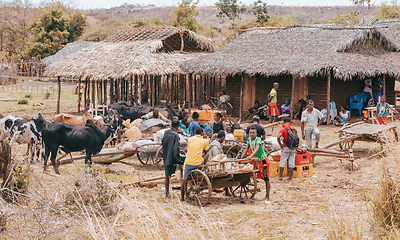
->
xmin=325 ymin=213 xmax=364 ymax=240
xmin=66 ymin=174 xmax=227 ymax=239
xmin=370 ymin=143 xmax=400 ymax=238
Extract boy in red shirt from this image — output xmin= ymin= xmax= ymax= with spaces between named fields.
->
xmin=277 ymin=117 xmax=297 ymax=180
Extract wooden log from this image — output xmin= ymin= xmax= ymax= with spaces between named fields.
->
xmin=0 ymin=140 xmax=13 ymax=195
xmin=310 ymin=152 xmax=360 ymax=159
xmin=309 ymin=148 xmax=347 ymax=155
xmin=339 ymin=121 xmax=364 ymax=131
xmin=365 ymin=150 xmax=385 ymax=159
xmin=122 ymin=174 xmax=178 ymax=187
xmin=262 ymin=122 xmax=279 ymax=129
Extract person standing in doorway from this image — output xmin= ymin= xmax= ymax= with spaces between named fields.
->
xmin=268 ymin=82 xmax=279 ymax=122
xmin=141 ymin=85 xmax=149 ymax=105
xmin=301 ymin=100 xmax=325 ymax=148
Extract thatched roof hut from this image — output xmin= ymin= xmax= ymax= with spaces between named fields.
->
xmin=45 ymin=27 xmax=216 ymax=80
xmin=181 ymin=24 xmax=400 ymax=120
xmin=44 ymin=27 xmax=218 ymax=112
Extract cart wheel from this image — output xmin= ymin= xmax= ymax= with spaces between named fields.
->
xmin=136 ymin=152 xmax=155 ymax=165
xmin=155 ymin=146 xmax=163 ymax=166
xmin=226 ymin=145 xmax=245 ymax=159
xmin=184 ymin=169 xmax=212 ymax=206
xmin=339 ymin=140 xmax=355 ymax=150
xmin=229 ymin=172 xmax=258 ymax=199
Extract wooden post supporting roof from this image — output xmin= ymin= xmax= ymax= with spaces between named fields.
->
xmin=383 ymin=74 xmax=386 ymax=97
xmin=291 ymin=75 xmax=296 ymax=119
xmin=91 ymin=79 xmax=95 ymax=110
xmin=240 ymin=73 xmax=244 ymax=121
xmin=327 ymin=70 xmax=332 ymax=125
xmin=104 ymin=79 xmax=107 ymax=104
xmin=57 ymin=76 xmax=61 ymax=114
xmin=188 ymin=74 xmax=192 ymax=113
xmin=109 ymin=78 xmax=113 ymax=104
xmin=78 ymin=78 xmax=81 ymax=113
xmin=134 ymin=75 xmax=138 ymax=104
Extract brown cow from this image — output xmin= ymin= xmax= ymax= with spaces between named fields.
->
xmin=52 ymin=112 xmax=104 ymax=127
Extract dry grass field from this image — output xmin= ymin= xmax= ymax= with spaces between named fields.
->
xmin=0 ymin=80 xmax=399 ymax=239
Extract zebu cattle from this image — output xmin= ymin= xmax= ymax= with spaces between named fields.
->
xmin=108 ymin=101 xmax=184 ymax=121
xmin=52 ymin=112 xmax=104 ymax=126
xmin=0 ymin=113 xmax=48 ymax=162
xmin=42 ymin=119 xmax=115 ymax=174
xmin=103 ymin=109 xmax=122 ymax=145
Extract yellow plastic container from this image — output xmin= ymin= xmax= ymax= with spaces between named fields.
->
xmin=198 ymin=110 xmax=210 ymax=122
xmin=293 ymin=164 xmax=313 ymax=178
xmin=269 ymin=161 xmax=287 ymax=178
xmin=233 ymin=129 xmax=245 ymax=141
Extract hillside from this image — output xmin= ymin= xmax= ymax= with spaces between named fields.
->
xmin=86 ymin=5 xmax=380 ymax=26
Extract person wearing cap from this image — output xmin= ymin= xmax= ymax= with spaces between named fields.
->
xmin=181 ymin=127 xmax=209 ymax=201
xmin=246 ymin=115 xmax=266 ymax=140
xmin=277 ymin=117 xmax=296 ymax=180
xmin=162 ymin=119 xmax=184 ymax=198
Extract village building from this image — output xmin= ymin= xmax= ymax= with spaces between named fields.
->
xmin=181 ymin=22 xmax=400 ymax=122
xmin=44 ymin=27 xmax=218 ymax=112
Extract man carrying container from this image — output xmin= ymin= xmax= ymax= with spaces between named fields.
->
xmin=181 ymin=127 xmax=209 ymax=201
xmin=277 ymin=117 xmax=299 ymax=180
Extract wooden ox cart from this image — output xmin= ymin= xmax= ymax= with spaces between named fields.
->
xmin=183 ymin=158 xmax=261 ymax=206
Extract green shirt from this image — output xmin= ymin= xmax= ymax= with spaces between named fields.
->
xmin=269 ymin=88 xmax=277 ymax=103
xmin=247 ymin=136 xmax=267 ymax=161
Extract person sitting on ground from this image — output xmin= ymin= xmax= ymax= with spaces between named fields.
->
xmin=246 ymin=115 xmax=266 ymax=140
xmin=277 ymin=117 xmax=297 ymax=180
xmin=244 ymin=101 xmax=261 ymax=120
xmin=179 ymin=111 xmax=190 ymax=136
xmin=333 ymin=105 xmax=351 ymax=126
xmin=281 ymin=98 xmax=291 ymax=115
xmin=162 ymin=119 xmax=184 ymax=198
xmin=142 ymin=108 xmax=169 ymax=122
xmin=181 ymin=127 xmax=209 ymax=201
xmin=258 ymin=99 xmax=270 ymax=120
xmin=241 ymin=127 xmax=271 ymax=201
xmin=301 ymin=100 xmax=325 ymax=149
xmin=212 ymin=112 xmax=227 ymax=134
xmin=189 ymin=112 xmax=201 ymax=137
xmin=376 ymin=96 xmax=398 ymax=125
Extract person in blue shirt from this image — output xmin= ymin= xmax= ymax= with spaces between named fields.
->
xmin=189 ymin=112 xmax=200 ymax=136
xmin=374 ymin=77 xmax=384 ymax=103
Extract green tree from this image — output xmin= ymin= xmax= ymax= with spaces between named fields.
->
xmin=252 ymin=0 xmax=269 ymax=26
xmin=28 ymin=8 xmax=70 ymax=59
xmin=129 ymin=18 xmax=150 ymax=28
xmin=376 ymin=1 xmax=400 ymax=19
xmin=351 ymin=0 xmax=371 ymax=23
xmin=172 ymin=0 xmax=200 ymax=32
xmin=68 ymin=12 xmax=87 ymax=42
xmin=327 ymin=10 xmax=360 ymax=24
xmin=215 ymin=0 xmax=246 ymax=34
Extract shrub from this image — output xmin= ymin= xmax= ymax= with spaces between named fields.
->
xmin=44 ymin=92 xmax=50 ymax=99
xmin=17 ymin=98 xmax=28 ymax=105
xmin=24 ymin=94 xmax=32 ymax=99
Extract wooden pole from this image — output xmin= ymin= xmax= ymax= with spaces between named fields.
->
xmin=383 ymin=74 xmax=386 ymax=97
xmin=188 ymin=74 xmax=192 ymax=113
xmin=130 ymin=76 xmax=133 ymax=101
xmin=57 ymin=76 xmax=61 ymax=114
xmin=134 ymin=75 xmax=138 ymax=104
xmin=84 ymin=79 xmax=87 ymax=107
xmin=91 ymin=80 xmax=95 ymax=110
xmin=240 ymin=73 xmax=244 ymax=120
xmin=78 ymin=78 xmax=81 ymax=113
xmin=104 ymin=79 xmax=107 ymax=105
xmin=327 ymin=70 xmax=332 ymax=125
xmin=291 ymin=75 xmax=296 ymax=120
xmin=110 ymin=78 xmax=114 ymax=104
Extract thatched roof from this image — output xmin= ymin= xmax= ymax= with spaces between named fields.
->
xmin=44 ymin=27 xmax=216 ymax=80
xmin=41 ymin=41 xmax=96 ymax=66
xmin=181 ymin=24 xmax=400 ymax=80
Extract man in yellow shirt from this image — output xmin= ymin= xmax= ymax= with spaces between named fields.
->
xmin=181 ymin=127 xmax=209 ymax=201
xmin=268 ymin=82 xmax=279 ymax=123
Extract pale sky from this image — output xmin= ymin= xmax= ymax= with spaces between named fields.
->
xmin=31 ymin=0 xmax=359 ymax=10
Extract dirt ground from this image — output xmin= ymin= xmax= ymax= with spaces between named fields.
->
xmin=0 ymin=81 xmax=392 ymax=239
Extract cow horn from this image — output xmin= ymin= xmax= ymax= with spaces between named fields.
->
xmin=238 ymin=119 xmax=241 ymax=124
xmin=228 ymin=116 xmax=234 ymax=125
xmin=178 ymin=102 xmax=181 ymax=110
xmin=108 ymin=113 xmax=116 ymax=126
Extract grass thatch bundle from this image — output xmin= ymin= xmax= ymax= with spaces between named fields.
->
xmin=44 ymin=27 xmax=217 ymax=80
xmin=181 ymin=23 xmax=400 ymax=81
